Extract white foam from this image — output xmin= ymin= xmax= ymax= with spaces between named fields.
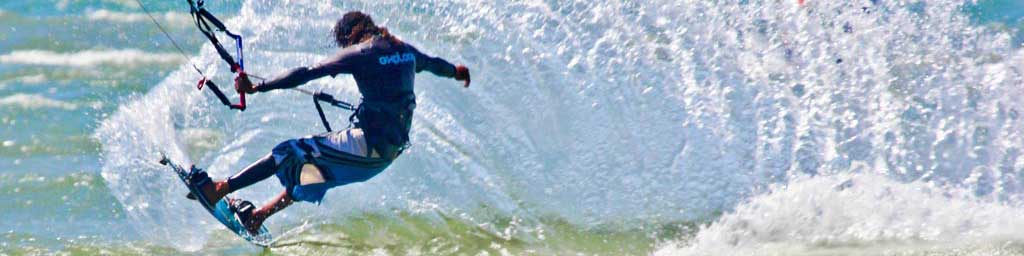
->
xmin=0 ymin=93 xmax=76 ymax=110
xmin=87 ymin=9 xmax=191 ymax=26
xmin=657 ymin=173 xmax=1024 ymax=255
xmin=12 ymin=74 xmax=47 ymax=84
xmin=0 ymin=49 xmax=183 ymax=67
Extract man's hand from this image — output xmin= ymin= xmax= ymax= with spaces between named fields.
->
xmin=235 ymin=72 xmax=257 ymax=94
xmin=454 ymin=65 xmax=471 ymax=88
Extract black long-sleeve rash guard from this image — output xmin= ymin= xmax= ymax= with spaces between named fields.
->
xmin=255 ymin=37 xmax=458 ymax=101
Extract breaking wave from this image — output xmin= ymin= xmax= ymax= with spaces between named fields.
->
xmin=0 ymin=49 xmax=183 ymax=67
xmin=86 ymin=9 xmax=191 ymax=26
xmin=0 ymin=94 xmax=77 ymax=110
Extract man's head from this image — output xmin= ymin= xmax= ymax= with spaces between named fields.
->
xmin=333 ymin=11 xmax=380 ymax=48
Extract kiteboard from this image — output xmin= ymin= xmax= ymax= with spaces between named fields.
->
xmin=159 ymin=156 xmax=273 ymax=247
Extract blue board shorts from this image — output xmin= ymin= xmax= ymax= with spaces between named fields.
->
xmin=270 ymin=128 xmax=392 ymax=203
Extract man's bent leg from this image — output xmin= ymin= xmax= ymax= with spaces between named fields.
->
xmin=198 ymin=154 xmax=278 ymax=204
xmin=197 ymin=181 xmax=231 ymax=204
xmin=226 ymin=154 xmax=278 ymax=191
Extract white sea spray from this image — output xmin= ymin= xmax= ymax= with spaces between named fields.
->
xmin=89 ymin=0 xmax=1024 ymax=253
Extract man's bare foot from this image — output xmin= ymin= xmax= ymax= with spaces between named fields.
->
xmin=197 ymin=180 xmax=230 ymax=204
xmin=234 ymin=191 xmax=293 ymax=235
xmin=243 ymin=209 xmax=268 ymax=234
xmin=228 ymin=198 xmax=264 ymax=235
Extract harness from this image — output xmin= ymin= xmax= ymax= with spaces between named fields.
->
xmin=353 ymin=94 xmax=416 ymax=159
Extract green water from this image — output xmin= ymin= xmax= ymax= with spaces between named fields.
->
xmin=4 ymin=0 xmax=1024 ymax=255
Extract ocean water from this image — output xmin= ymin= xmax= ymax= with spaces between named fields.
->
xmin=3 ymin=0 xmax=1024 ymax=255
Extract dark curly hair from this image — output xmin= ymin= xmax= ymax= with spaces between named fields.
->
xmin=332 ymin=11 xmax=401 ymax=47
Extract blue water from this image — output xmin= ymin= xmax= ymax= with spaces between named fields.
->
xmin=3 ymin=0 xmax=1024 ymax=255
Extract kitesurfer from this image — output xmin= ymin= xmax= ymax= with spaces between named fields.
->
xmin=187 ymin=11 xmax=471 ymax=233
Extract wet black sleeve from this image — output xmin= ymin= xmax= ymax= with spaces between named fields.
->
xmin=410 ymin=45 xmax=457 ymax=78
xmin=256 ymin=49 xmax=362 ymax=92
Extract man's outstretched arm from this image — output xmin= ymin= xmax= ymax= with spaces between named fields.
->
xmin=411 ymin=45 xmax=471 ymax=87
xmin=243 ymin=48 xmax=363 ymax=93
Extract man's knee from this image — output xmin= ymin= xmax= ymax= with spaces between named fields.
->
xmin=299 ymin=164 xmax=326 ymax=185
